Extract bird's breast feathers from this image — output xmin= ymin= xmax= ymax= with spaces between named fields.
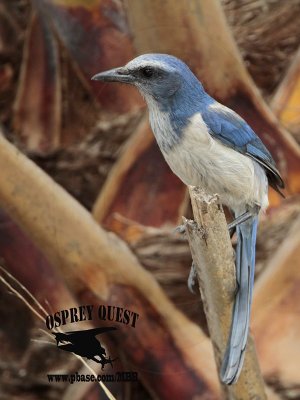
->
xmin=152 ymin=112 xmax=268 ymax=210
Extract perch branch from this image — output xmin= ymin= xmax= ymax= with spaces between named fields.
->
xmin=184 ymin=186 xmax=266 ymax=400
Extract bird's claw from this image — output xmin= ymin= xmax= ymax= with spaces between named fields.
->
xmin=174 ymin=224 xmax=186 ymax=235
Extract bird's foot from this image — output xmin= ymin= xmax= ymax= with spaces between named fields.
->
xmin=174 ymin=224 xmax=186 ymax=235
xmin=188 ymin=262 xmax=198 ymax=294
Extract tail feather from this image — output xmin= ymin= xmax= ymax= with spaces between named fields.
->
xmin=220 ymin=215 xmax=258 ymax=384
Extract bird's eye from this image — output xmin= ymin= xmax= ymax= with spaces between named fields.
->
xmin=140 ymin=67 xmax=154 ymax=78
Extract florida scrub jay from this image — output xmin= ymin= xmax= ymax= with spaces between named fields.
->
xmin=92 ymin=54 xmax=284 ymax=384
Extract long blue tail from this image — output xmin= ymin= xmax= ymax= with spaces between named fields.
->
xmin=220 ymin=215 xmax=258 ymax=384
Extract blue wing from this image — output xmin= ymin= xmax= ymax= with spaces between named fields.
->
xmin=201 ymin=103 xmax=284 ymax=192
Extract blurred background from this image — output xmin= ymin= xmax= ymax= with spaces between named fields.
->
xmin=0 ymin=0 xmax=300 ymax=399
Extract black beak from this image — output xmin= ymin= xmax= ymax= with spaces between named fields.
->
xmin=91 ymin=67 xmax=134 ymax=83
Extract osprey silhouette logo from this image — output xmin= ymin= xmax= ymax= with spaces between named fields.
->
xmin=52 ymin=327 xmax=117 ymax=369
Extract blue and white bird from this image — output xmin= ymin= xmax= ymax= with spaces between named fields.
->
xmin=92 ymin=54 xmax=284 ymax=384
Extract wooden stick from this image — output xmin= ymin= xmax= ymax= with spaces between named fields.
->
xmin=184 ymin=186 xmax=266 ymax=399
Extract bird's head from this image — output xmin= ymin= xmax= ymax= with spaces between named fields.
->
xmin=92 ymin=54 xmax=202 ymax=106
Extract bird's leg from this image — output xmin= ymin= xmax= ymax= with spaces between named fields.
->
xmin=188 ymin=262 xmax=198 ymax=294
xmin=227 ymin=210 xmax=253 ymax=231
xmin=228 ymin=204 xmax=260 ymax=231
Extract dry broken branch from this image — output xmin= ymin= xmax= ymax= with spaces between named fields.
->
xmin=184 ymin=187 xmax=266 ymax=400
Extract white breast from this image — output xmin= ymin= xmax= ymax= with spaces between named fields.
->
xmin=154 ymin=113 xmax=269 ymax=211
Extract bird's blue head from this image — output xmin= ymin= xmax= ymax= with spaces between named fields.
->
xmin=92 ymin=54 xmax=205 ymax=109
